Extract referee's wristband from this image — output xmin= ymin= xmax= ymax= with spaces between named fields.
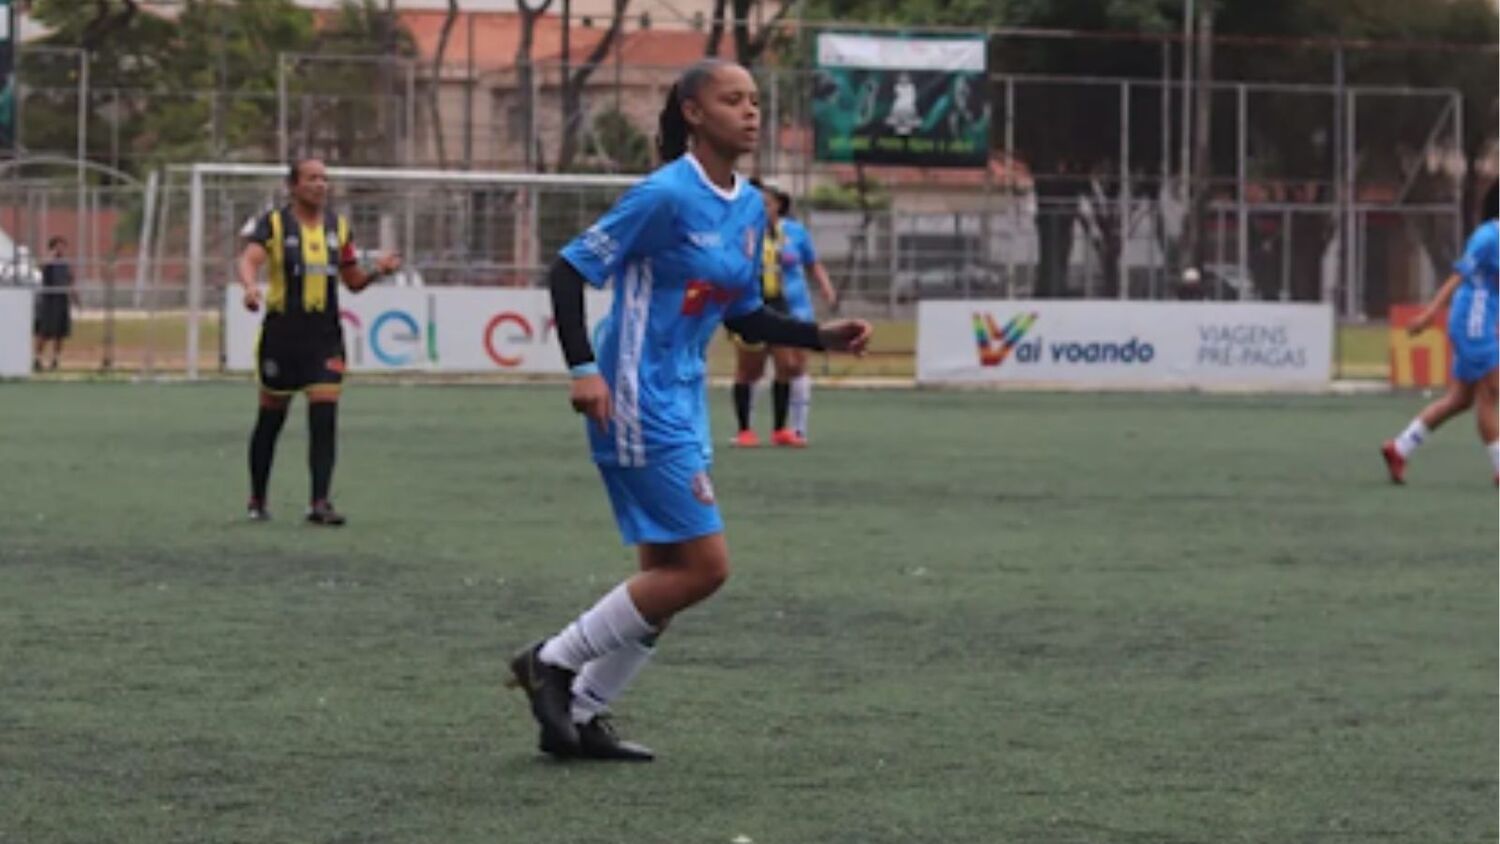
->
xmin=569 ymin=362 xmax=601 ymax=379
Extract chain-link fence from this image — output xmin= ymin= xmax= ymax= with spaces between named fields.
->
xmin=3 ymin=20 xmax=1494 ymax=373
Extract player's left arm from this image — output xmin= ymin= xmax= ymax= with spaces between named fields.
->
xmin=335 ymin=221 xmax=402 ymax=292
xmin=723 ymin=307 xmax=871 ymax=355
xmin=810 ymin=261 xmax=838 ymax=309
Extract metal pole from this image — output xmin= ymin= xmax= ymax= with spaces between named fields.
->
xmin=1452 ymin=90 xmax=1465 ymax=254
xmin=1345 ymin=89 xmax=1357 ymax=318
xmin=133 ymin=169 xmax=158 ymax=308
xmin=1330 ymin=45 xmax=1343 ymax=307
xmin=405 ymin=58 xmax=416 ymax=166
xmin=76 ymin=50 xmax=87 ymax=304
xmin=1119 ymin=80 xmax=1130 ymax=300
xmin=1281 ymin=207 xmax=1292 ymax=302
xmin=187 ymin=165 xmax=204 ymax=379
xmin=277 ymin=54 xmax=288 ymax=162
xmin=1004 ymin=76 xmax=1016 ymax=297
xmin=1178 ymin=0 xmax=1194 ymax=215
xmin=1237 ymin=83 xmax=1248 ymax=296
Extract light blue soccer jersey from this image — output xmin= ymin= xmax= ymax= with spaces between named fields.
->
xmin=560 ymin=154 xmax=766 ymax=467
xmin=778 ymin=218 xmax=819 ymax=320
xmin=1449 ymin=221 xmax=1499 ymax=345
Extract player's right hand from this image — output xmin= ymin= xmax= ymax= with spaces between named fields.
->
xmin=242 ymin=285 xmax=262 ymax=312
xmin=570 ymin=373 xmax=612 ymax=432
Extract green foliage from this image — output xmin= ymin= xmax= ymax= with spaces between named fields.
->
xmin=585 ymin=108 xmax=653 ymax=173
xmin=806 ymin=180 xmax=891 ymax=211
xmin=25 ymin=0 xmax=419 ymax=175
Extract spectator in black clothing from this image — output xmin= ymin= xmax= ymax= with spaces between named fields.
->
xmin=33 ymin=236 xmax=79 ymax=371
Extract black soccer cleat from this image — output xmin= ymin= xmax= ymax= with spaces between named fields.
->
xmin=306 ymin=500 xmax=346 ymax=526
xmin=247 ymin=499 xmax=271 ymax=522
xmin=506 ymin=641 xmax=579 ymax=754
xmin=573 ymin=715 xmax=655 ymax=762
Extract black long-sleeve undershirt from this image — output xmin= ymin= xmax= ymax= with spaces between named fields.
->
xmin=548 ymin=257 xmax=825 ymax=370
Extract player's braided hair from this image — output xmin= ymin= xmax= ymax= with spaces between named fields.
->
xmin=657 ymin=59 xmax=731 ymax=163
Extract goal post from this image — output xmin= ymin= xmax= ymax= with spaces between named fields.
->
xmin=176 ymin=162 xmax=644 ymax=379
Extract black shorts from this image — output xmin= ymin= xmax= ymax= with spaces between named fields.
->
xmin=727 ymin=296 xmax=789 ymax=351
xmin=257 ymin=321 xmax=345 ymax=394
xmin=34 ymin=295 xmax=71 ymax=339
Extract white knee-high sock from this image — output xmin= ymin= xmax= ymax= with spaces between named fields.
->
xmin=1393 ymin=418 xmax=1430 ymax=458
xmin=790 ymin=374 xmax=812 ymax=438
xmin=1486 ymin=441 xmax=1499 ymax=474
xmin=538 ymin=582 xmax=655 ymax=671
xmin=571 ymin=636 xmax=657 ymax=723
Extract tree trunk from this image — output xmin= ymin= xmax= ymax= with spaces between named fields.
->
xmin=706 ymin=0 xmax=727 ymax=57
xmin=427 ymin=0 xmax=460 ymax=169
xmin=515 ymin=0 xmax=554 ymax=171
xmin=558 ymin=0 xmax=630 ymax=172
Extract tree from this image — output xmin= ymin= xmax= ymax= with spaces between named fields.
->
xmin=556 ymin=0 xmax=630 ymax=172
xmin=514 ymin=0 xmax=555 ymax=170
xmin=427 ymin=0 xmax=461 ymax=169
xmin=29 ymin=0 xmax=317 ymax=174
xmin=704 ymin=0 xmax=796 ymax=68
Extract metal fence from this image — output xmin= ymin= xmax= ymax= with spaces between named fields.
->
xmin=2 ymin=23 xmax=1494 ymax=373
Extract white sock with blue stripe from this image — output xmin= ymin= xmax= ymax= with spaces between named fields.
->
xmin=1394 ymin=419 xmax=1430 ymax=458
xmin=571 ymin=636 xmax=657 ymax=724
xmin=538 ymin=582 xmax=655 ymax=671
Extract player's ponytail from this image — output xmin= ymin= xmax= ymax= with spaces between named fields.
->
xmin=1484 ymin=182 xmax=1498 ymax=222
xmin=656 ymin=59 xmax=731 ymax=163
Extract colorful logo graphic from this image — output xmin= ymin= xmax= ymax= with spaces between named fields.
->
xmin=973 ymin=311 xmax=1038 ymax=367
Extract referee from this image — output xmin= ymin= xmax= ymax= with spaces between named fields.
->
xmin=235 ymin=157 xmax=401 ymax=525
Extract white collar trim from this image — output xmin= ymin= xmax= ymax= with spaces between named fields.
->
xmin=684 ymin=152 xmax=743 ymax=202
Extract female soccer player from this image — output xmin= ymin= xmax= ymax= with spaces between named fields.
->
xmin=1382 ymin=183 xmax=1499 ymax=484
xmin=730 ymin=183 xmax=838 ymax=447
xmin=508 ymin=59 xmax=872 ymax=761
xmin=774 ymin=188 xmax=839 ymax=443
xmin=236 ymin=158 xmax=402 ymax=525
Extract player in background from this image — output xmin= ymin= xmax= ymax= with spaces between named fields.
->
xmin=730 ymin=182 xmax=838 ymax=447
xmin=1382 ymin=182 xmax=1499 ymax=484
xmin=235 ymin=158 xmax=402 ymax=524
xmin=772 ymin=188 xmax=839 ymax=443
xmin=507 ymin=59 xmax=872 ymax=762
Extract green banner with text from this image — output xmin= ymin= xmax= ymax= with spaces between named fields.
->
xmin=813 ymin=33 xmax=989 ymax=169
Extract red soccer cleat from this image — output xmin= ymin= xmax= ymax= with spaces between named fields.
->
xmin=771 ymin=428 xmax=807 ymax=448
xmin=733 ymin=430 xmax=761 ymax=448
xmin=1380 ymin=440 xmax=1406 ymax=485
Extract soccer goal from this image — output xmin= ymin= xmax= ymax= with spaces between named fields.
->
xmin=166 ymin=163 xmax=643 ymax=379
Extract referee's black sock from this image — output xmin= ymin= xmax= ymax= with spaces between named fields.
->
xmin=733 ymin=383 xmax=753 ymax=432
xmin=772 ymin=381 xmax=791 ymax=431
xmin=309 ymin=401 xmax=338 ymax=503
xmin=249 ymin=404 xmax=288 ymax=502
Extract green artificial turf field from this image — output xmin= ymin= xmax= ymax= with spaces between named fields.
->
xmin=1 ymin=382 xmax=1494 ymax=843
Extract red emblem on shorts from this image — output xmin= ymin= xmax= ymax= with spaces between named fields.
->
xmin=691 ymin=471 xmax=716 ymax=505
xmin=326 ymin=357 xmax=347 ymax=374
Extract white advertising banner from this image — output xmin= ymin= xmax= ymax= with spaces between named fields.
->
xmin=0 ymin=287 xmax=31 ymax=378
xmin=917 ymin=300 xmax=1333 ymax=389
xmin=224 ymin=286 xmax=611 ymax=374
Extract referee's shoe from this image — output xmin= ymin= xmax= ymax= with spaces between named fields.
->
xmin=306 ymin=499 xmax=346 ymax=526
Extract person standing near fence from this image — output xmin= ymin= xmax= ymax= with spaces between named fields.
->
xmin=507 ymin=59 xmax=872 ymax=761
xmin=1382 ymin=182 xmax=1500 ymax=485
xmin=33 ymin=236 xmax=79 ymax=372
xmin=235 ymin=157 xmax=402 ymax=525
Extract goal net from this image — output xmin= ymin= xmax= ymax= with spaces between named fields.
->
xmin=168 ymin=163 xmax=641 ymax=378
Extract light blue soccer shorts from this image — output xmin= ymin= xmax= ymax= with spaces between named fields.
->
xmin=598 ymin=447 xmax=723 ymax=546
